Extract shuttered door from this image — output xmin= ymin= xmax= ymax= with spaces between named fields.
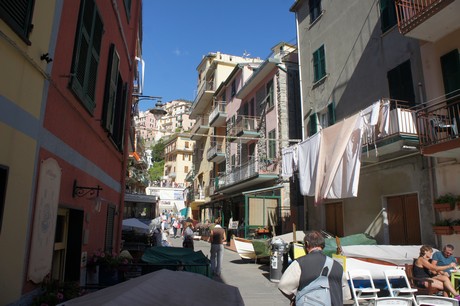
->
xmin=387 ymin=194 xmax=421 ymax=245
xmin=325 ymin=202 xmax=344 ymax=237
xmin=105 ymin=206 xmax=115 ymax=253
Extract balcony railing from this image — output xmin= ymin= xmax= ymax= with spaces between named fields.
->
xmin=206 ymin=141 xmax=225 ymax=162
xmin=194 ymin=80 xmax=214 ymax=104
xmin=209 ymin=101 xmax=227 ymax=126
xmin=416 ymin=96 xmax=460 ymax=148
xmin=362 ymin=99 xmax=418 ymax=148
xmin=395 ymin=0 xmax=454 ymax=36
xmin=228 ymin=116 xmax=261 ymax=142
xmin=190 ymin=115 xmax=210 ymax=137
xmin=216 ymin=157 xmax=277 ymax=189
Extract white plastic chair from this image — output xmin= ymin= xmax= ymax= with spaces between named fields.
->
xmin=384 ymin=269 xmax=417 ymax=305
xmin=416 ymin=295 xmax=459 ymax=306
xmin=348 ymin=269 xmax=380 ymax=306
xmin=375 ymin=297 xmax=413 ymax=305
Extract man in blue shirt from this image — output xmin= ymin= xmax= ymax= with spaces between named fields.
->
xmin=432 ymin=244 xmax=457 ymax=275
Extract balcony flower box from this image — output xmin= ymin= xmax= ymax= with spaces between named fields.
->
xmin=434 ymin=193 xmax=459 ymax=212
xmin=432 ymin=219 xmax=454 ymax=235
xmin=432 ymin=226 xmax=453 ymax=235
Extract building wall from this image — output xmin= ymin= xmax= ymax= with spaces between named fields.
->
xmin=0 ymin=1 xmax=60 ymax=303
xmin=1 ymin=0 xmax=141 ymax=304
xmin=419 ymin=27 xmax=460 ymax=252
xmin=294 ymin=0 xmax=433 ymax=243
xmin=420 ymin=28 xmax=460 ymax=102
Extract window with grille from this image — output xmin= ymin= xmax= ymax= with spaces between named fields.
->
xmin=0 ymin=0 xmax=34 ymax=44
xmin=71 ymin=0 xmax=103 ymax=114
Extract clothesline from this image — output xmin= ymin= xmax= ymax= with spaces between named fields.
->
xmin=176 ymin=132 xmax=302 ymax=143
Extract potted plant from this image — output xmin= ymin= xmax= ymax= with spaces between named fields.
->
xmin=433 ymin=193 xmax=458 ymax=212
xmin=432 ymin=219 xmax=454 ymax=235
xmin=87 ymin=250 xmax=130 ymax=286
xmin=452 ymin=219 xmax=460 ymax=234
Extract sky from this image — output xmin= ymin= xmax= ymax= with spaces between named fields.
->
xmin=139 ymin=1 xmax=297 ymax=110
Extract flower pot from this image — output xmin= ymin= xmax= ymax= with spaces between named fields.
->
xmin=434 ymin=203 xmax=454 ymax=212
xmin=98 ymin=265 xmax=121 ymax=286
xmin=432 ymin=226 xmax=454 ymax=235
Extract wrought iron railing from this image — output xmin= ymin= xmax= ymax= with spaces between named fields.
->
xmin=216 ymin=157 xmax=277 ymax=189
xmin=415 ymin=96 xmax=460 ymax=147
xmin=228 ymin=115 xmax=260 ymax=137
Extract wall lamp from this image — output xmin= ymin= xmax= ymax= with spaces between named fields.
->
xmin=132 ymin=94 xmax=167 ymax=117
xmin=72 ymin=180 xmax=102 ymax=198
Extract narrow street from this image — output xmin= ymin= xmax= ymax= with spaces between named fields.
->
xmin=169 ymin=237 xmax=287 ymax=306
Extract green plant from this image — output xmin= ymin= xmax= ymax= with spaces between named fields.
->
xmin=432 ymin=218 xmax=453 ymax=226
xmin=434 ymin=193 xmax=460 ymax=208
xmin=33 ymin=277 xmax=81 ymax=306
xmin=452 ymin=219 xmax=460 ymax=226
xmin=88 ymin=250 xmax=129 ymax=268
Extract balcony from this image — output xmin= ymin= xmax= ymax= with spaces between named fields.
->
xmin=361 ymin=99 xmax=419 ymax=164
xmin=216 ymin=157 xmax=278 ymax=193
xmin=395 ymin=0 xmax=460 ymax=42
xmin=190 ymin=116 xmax=210 ymax=141
xmin=207 ymin=141 xmax=225 ymax=163
xmin=191 ymin=80 xmax=215 ymax=117
xmin=415 ymin=96 xmax=460 ymax=157
xmin=209 ymin=101 xmax=227 ymax=127
xmin=228 ymin=116 xmax=261 ymax=143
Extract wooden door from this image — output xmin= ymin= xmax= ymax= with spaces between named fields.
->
xmin=325 ymin=202 xmax=344 ymax=237
xmin=387 ymin=194 xmax=421 ymax=245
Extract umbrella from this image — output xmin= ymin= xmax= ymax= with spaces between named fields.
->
xmin=122 ymin=218 xmax=149 ymax=233
xmin=59 ymin=269 xmax=244 ymax=306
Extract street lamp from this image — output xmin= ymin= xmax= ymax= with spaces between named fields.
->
xmin=132 ymin=94 xmax=167 ymax=119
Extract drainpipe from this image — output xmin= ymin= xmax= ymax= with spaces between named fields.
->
xmin=294 ymin=10 xmax=306 ymax=141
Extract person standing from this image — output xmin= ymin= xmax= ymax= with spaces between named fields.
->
xmin=210 ymin=217 xmax=226 ymax=277
xmin=278 ymin=230 xmax=343 ymax=306
xmin=183 ymin=222 xmax=195 ymax=250
xmin=432 ymin=244 xmax=458 ymax=275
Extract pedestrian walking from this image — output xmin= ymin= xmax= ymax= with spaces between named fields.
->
xmin=210 ymin=217 xmax=226 ymax=277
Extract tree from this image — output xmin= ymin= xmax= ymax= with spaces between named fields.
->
xmin=151 ymin=138 xmax=165 ymax=163
xmin=149 ymin=160 xmax=164 ymax=182
xmin=149 ymin=139 xmax=165 ymax=182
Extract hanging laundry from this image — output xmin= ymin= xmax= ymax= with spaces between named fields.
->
xmin=281 ymin=145 xmax=298 ymax=178
xmin=297 ymin=132 xmax=321 ymax=197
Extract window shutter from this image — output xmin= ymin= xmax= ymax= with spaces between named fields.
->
xmin=328 ymin=102 xmax=335 ymax=125
xmin=70 ymin=0 xmax=103 ymax=113
xmin=103 ymin=44 xmax=120 ymax=132
xmin=309 ymin=113 xmax=318 ymax=136
xmin=0 ymin=0 xmax=34 ymax=43
xmin=380 ymin=0 xmax=396 ymax=33
xmin=441 ymin=50 xmax=460 ymax=99
xmin=104 ymin=206 xmax=115 ymax=253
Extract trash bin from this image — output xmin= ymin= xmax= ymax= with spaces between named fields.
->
xmin=269 ymin=238 xmax=289 ymax=282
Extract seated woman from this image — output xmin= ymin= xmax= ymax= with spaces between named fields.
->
xmin=414 ymin=245 xmax=459 ymax=300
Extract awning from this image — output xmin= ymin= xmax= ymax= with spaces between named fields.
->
xmin=124 ymin=193 xmax=157 ymax=203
